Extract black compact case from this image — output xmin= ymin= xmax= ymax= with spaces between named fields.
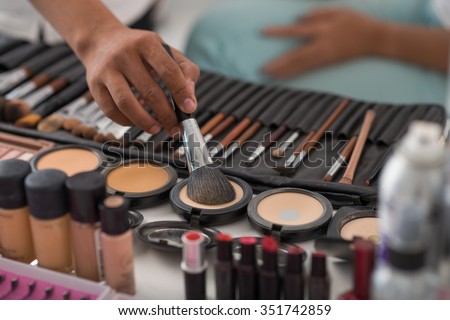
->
xmin=0 ymin=41 xmax=447 ymax=209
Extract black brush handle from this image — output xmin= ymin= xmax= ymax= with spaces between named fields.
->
xmin=44 ymin=55 xmax=79 ymax=78
xmin=0 ymin=43 xmax=48 ymax=71
xmin=24 ymin=45 xmax=72 ymax=75
xmin=162 ymin=44 xmax=193 ymax=122
xmin=61 ymin=63 xmax=85 ymax=83
xmin=0 ymin=37 xmax=26 ymax=55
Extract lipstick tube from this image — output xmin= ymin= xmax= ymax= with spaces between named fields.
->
xmin=181 ymin=231 xmax=207 ymax=300
xmin=283 ymin=245 xmax=305 ymax=300
xmin=259 ymin=236 xmax=280 ymax=299
xmin=215 ymin=233 xmax=235 ymax=300
xmin=308 ymin=252 xmax=330 ymax=300
xmin=237 ymin=237 xmax=257 ymax=300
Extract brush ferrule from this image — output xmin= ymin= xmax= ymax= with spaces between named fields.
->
xmin=63 ymin=96 xmax=90 ymax=117
xmin=222 ymin=142 xmax=239 ymax=159
xmin=77 ymin=101 xmax=99 ymax=120
xmin=248 ymin=145 xmax=266 ymax=162
xmin=110 ymin=124 xmax=131 ymax=140
xmin=181 ymin=118 xmax=213 ymax=172
xmin=279 ymin=132 xmax=300 ymax=152
xmin=135 ymin=131 xmax=152 ymax=142
xmin=0 ymin=69 xmax=28 ymax=93
xmin=326 ymin=155 xmax=346 ymax=178
xmin=96 ymin=117 xmax=113 ymax=133
xmin=5 ymin=81 xmax=37 ymax=99
xmin=24 ymin=85 xmax=54 ymax=108
xmin=290 ymin=151 xmax=306 ymax=168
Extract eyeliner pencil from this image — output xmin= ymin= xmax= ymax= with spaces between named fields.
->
xmin=339 ymin=110 xmax=376 ymax=185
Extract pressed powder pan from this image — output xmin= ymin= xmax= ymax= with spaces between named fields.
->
xmin=31 ymin=144 xmax=105 ymax=176
xmin=169 ymin=176 xmax=252 ymax=226
xmin=327 ymin=206 xmax=379 ymax=244
xmin=103 ymin=159 xmax=177 ymax=209
xmin=247 ymin=188 xmax=333 ymax=241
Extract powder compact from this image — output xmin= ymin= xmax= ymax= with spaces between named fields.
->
xmin=128 ymin=209 xmax=144 ymax=229
xmin=103 ymin=159 xmax=178 ymax=209
xmin=136 ymin=221 xmax=220 ymax=251
xmin=247 ymin=188 xmax=333 ymax=241
xmin=327 ymin=206 xmax=379 ymax=244
xmin=31 ymin=144 xmax=106 ymax=176
xmin=169 ymin=176 xmax=253 ymax=226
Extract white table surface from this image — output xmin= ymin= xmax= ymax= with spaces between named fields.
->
xmin=132 ymin=199 xmax=352 ymax=300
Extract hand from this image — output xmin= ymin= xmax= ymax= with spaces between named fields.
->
xmin=263 ymin=8 xmax=382 ymax=79
xmin=80 ymin=26 xmax=200 ymax=136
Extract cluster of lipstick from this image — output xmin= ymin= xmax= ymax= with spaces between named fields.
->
xmin=181 ymin=232 xmax=331 ymax=300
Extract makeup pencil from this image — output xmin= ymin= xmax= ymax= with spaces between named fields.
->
xmin=323 ymin=136 xmax=357 ymax=182
xmin=5 ymin=55 xmax=79 ymax=99
xmin=0 ymin=45 xmax=71 ymax=94
xmin=181 ymin=231 xmax=207 ymax=300
xmin=259 ymin=236 xmax=280 ymax=300
xmin=284 ymin=99 xmax=349 ymax=168
xmin=283 ymin=245 xmax=305 ymax=300
xmin=215 ymin=233 xmax=235 ymax=300
xmin=339 ymin=110 xmax=376 ymax=185
xmin=237 ymin=237 xmax=257 ymax=300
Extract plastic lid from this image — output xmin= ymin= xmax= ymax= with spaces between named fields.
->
xmin=0 ymin=159 xmax=31 ymax=209
xmin=25 ymin=169 xmax=68 ymax=219
xmin=66 ymin=171 xmax=105 ymax=223
xmin=99 ymin=196 xmax=130 ymax=235
xmin=399 ymin=121 xmax=444 ymax=166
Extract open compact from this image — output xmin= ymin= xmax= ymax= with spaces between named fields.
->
xmin=102 ymin=159 xmax=177 ymax=209
xmin=247 ymin=188 xmax=333 ymax=241
xmin=31 ymin=145 xmax=106 ymax=176
xmin=327 ymin=206 xmax=379 ymax=244
xmin=169 ymin=176 xmax=252 ymax=226
xmin=136 ymin=221 xmax=220 ymax=251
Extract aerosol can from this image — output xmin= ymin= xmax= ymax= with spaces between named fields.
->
xmin=372 ymin=121 xmax=444 ymax=299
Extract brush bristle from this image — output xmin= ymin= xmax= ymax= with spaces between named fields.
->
xmin=272 ymin=148 xmax=285 ymax=158
xmin=4 ymin=99 xmax=31 ymax=123
xmin=339 ymin=177 xmax=352 ymax=185
xmin=323 ymin=174 xmax=333 ymax=182
xmin=187 ymin=165 xmax=236 ymax=205
xmin=82 ymin=127 xmax=97 ymax=139
xmin=37 ymin=114 xmax=64 ymax=132
xmin=15 ymin=113 xmax=41 ymax=128
xmin=63 ymin=119 xmax=81 ymax=131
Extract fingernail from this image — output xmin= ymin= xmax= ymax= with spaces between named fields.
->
xmin=147 ymin=124 xmax=161 ymax=134
xmin=189 ymin=80 xmax=196 ymax=92
xmin=170 ymin=126 xmax=181 ymax=137
xmin=182 ymin=98 xmax=196 ymax=113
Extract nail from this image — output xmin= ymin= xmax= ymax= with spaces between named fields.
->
xmin=182 ymin=98 xmax=196 ymax=113
xmin=170 ymin=126 xmax=181 ymax=137
xmin=189 ymin=80 xmax=196 ymax=92
xmin=147 ymin=124 xmax=161 ymax=134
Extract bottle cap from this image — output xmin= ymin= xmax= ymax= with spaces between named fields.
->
xmin=0 ymin=159 xmax=31 ymax=209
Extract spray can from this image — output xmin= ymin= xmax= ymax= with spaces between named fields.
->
xmin=372 ymin=121 xmax=444 ymax=299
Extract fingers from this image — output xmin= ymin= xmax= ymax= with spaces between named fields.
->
xmin=92 ymin=85 xmax=133 ymax=126
xmin=104 ymin=73 xmax=162 ymax=134
xmin=301 ymin=7 xmax=338 ymax=22
xmin=263 ymin=23 xmax=322 ymax=38
xmin=171 ymin=47 xmax=201 ymax=84
xmin=141 ymin=41 xmax=197 ymax=114
xmin=263 ymin=42 xmax=327 ymax=78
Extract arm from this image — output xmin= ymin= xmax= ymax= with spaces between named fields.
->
xmin=263 ymin=8 xmax=450 ymax=78
xmin=31 ymin=0 xmax=199 ymax=135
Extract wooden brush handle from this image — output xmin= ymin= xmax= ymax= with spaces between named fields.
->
xmin=32 ymin=73 xmax=51 ymax=88
xmin=340 ymin=110 xmax=376 ymax=185
xmin=315 ymin=98 xmax=349 ymax=137
xmin=293 ymin=131 xmax=315 ymax=155
xmin=210 ymin=115 xmax=236 ymax=137
xmin=201 ymin=112 xmax=225 ymax=135
xmin=49 ymin=77 xmax=68 ymax=92
xmin=220 ymin=117 xmax=252 ymax=148
xmin=340 ymin=136 xmax=357 ymax=160
xmin=237 ymin=121 xmax=262 ymax=145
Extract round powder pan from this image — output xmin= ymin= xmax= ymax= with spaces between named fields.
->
xmin=136 ymin=221 xmax=220 ymax=252
xmin=31 ymin=145 xmax=107 ymax=177
xmin=128 ymin=209 xmax=144 ymax=229
xmin=247 ymin=188 xmax=333 ymax=241
xmin=327 ymin=206 xmax=379 ymax=244
xmin=169 ymin=176 xmax=253 ymax=226
xmin=103 ymin=159 xmax=177 ymax=209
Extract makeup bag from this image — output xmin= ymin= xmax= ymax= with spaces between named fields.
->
xmin=0 ymin=68 xmax=446 ymax=208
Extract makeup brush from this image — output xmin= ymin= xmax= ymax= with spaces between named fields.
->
xmin=15 ymin=78 xmax=88 ymax=128
xmin=6 ymin=55 xmax=79 ymax=99
xmin=37 ymin=91 xmax=93 ymax=133
xmin=164 ymin=44 xmax=235 ymax=205
xmin=0 ymin=42 xmax=48 ymax=73
xmin=339 ymin=110 xmax=376 ymax=185
xmin=0 ymin=45 xmax=71 ymax=94
xmin=0 ymin=36 xmax=26 ymax=55
xmin=323 ymin=136 xmax=357 ymax=182
xmin=284 ymin=99 xmax=349 ymax=169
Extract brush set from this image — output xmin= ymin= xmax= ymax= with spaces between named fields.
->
xmin=0 ymin=37 xmax=446 ymax=206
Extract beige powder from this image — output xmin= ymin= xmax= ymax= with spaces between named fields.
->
xmin=257 ymin=192 xmax=324 ymax=226
xmin=106 ymin=162 xmax=170 ymax=193
xmin=179 ymin=181 xmax=244 ymax=209
xmin=340 ymin=217 xmax=380 ymax=242
xmin=37 ymin=148 xmax=100 ymax=176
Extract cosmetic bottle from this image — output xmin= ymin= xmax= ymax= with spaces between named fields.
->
xmin=0 ymin=159 xmax=35 ymax=263
xmin=25 ymin=169 xmax=73 ymax=273
xmin=215 ymin=233 xmax=235 ymax=300
xmin=237 ymin=237 xmax=257 ymax=299
xmin=66 ymin=171 xmax=105 ymax=281
xmin=182 ymin=231 xmax=207 ymax=300
xmin=308 ymin=252 xmax=330 ymax=300
xmin=259 ymin=236 xmax=279 ymax=299
xmin=283 ymin=245 xmax=305 ymax=300
xmin=99 ymin=195 xmax=135 ymax=295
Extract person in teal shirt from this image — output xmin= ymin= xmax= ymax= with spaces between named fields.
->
xmin=186 ymin=0 xmax=449 ymax=108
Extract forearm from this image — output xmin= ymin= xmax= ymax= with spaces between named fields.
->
xmin=373 ymin=22 xmax=450 ymax=73
xmin=30 ymin=0 xmax=124 ymax=60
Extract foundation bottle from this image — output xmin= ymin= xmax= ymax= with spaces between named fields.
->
xmin=66 ymin=171 xmax=105 ymax=281
xmin=0 ymin=159 xmax=35 ymax=263
xmin=99 ymin=195 xmax=135 ymax=295
xmin=25 ymin=169 xmax=73 ymax=273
